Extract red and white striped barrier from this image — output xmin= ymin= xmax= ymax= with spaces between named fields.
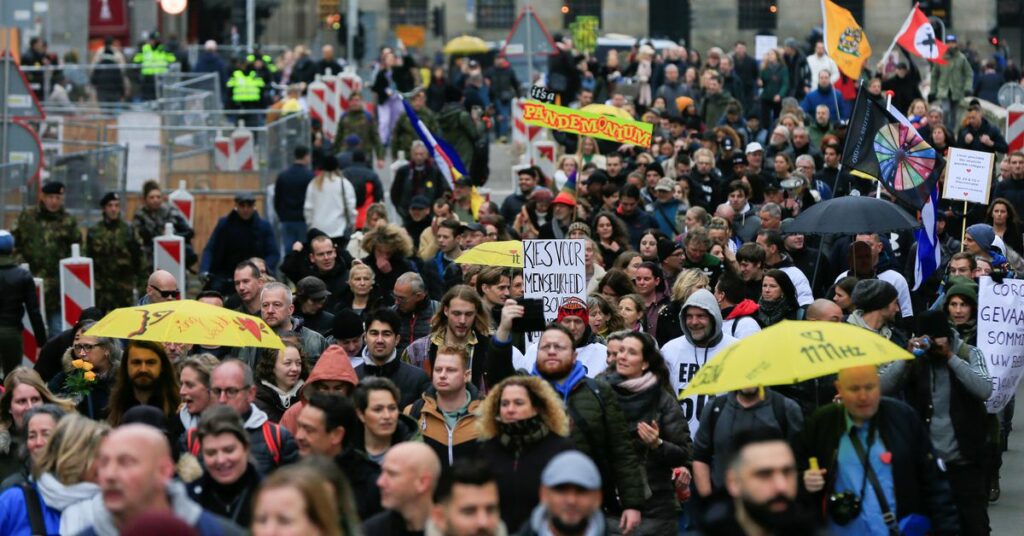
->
xmin=59 ymin=244 xmax=94 ymax=330
xmin=512 ymin=98 xmax=543 ymax=147
xmin=154 ymin=223 xmax=185 ymax=298
xmin=308 ymin=74 xmax=327 ymax=125
xmin=535 ymin=140 xmax=557 ymax=180
xmin=338 ymin=71 xmax=363 ymax=113
xmin=1008 ymin=105 xmax=1024 ymax=154
xmin=322 ymin=70 xmax=340 ymax=144
xmin=20 ymin=268 xmax=43 ymax=365
xmin=168 ymin=180 xmax=195 ymax=227
xmin=214 ymin=135 xmax=231 ymax=171
xmin=231 ymin=123 xmax=257 ymax=171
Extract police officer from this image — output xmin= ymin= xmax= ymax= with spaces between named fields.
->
xmin=12 ymin=181 xmax=79 ymax=335
xmin=87 ymin=192 xmax=144 ymax=313
xmin=227 ymin=56 xmax=267 ymax=125
xmin=131 ymin=31 xmax=175 ymax=100
xmin=0 ymin=230 xmax=46 ymax=377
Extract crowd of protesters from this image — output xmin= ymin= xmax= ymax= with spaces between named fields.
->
xmin=2 ymin=26 xmax=1024 ymax=536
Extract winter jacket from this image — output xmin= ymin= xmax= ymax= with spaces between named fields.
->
xmin=200 ymin=210 xmax=279 ymax=278
xmin=805 ymin=53 xmax=839 ymax=84
xmin=758 ymin=62 xmax=790 ymax=103
xmin=655 ymin=80 xmax=694 ymax=116
xmin=0 ymin=473 xmax=100 ymax=536
xmin=438 ymin=102 xmax=480 ymax=168
xmin=184 ymin=404 xmax=298 ymax=476
xmin=956 ymin=117 xmax=1009 ymax=154
xmin=77 ymin=480 xmax=244 ymax=536
xmin=391 ymin=299 xmax=439 ymax=357
xmin=731 ymin=203 xmax=761 ymax=244
xmin=390 ymin=161 xmax=449 ymax=221
xmin=49 ymin=361 xmax=114 ymax=420
xmin=605 ymin=373 xmax=693 ymax=520
xmin=335 ymin=445 xmax=386 ymax=521
xmin=720 ymin=300 xmax=762 ymax=339
xmin=661 ymin=289 xmax=738 ymax=437
xmin=930 ymin=49 xmax=974 ymax=102
xmin=279 ymin=345 xmax=359 ymax=434
xmin=617 ymin=209 xmax=657 ymax=250
xmin=391 ymin=105 xmax=440 ymax=156
xmin=356 ymin=350 xmax=431 ymax=409
xmin=517 ymin=504 xmax=606 ymax=536
xmin=477 ymin=423 xmax=575 ymax=531
xmin=515 ymin=340 xmax=608 ymax=379
xmin=404 ymin=386 xmax=482 ymax=469
xmin=800 ymin=85 xmax=850 ymax=121
xmin=303 ymin=174 xmax=357 ymax=239
xmin=795 ymin=398 xmax=960 ymax=535
xmin=699 ymin=91 xmax=737 ymax=127
xmin=402 ymin=329 xmax=495 ymax=391
xmin=187 ymin=463 xmax=261 ymax=527
xmin=0 ymin=257 xmax=45 ymax=341
xmin=255 ymin=379 xmax=304 ymax=423
xmin=274 ymin=163 xmax=314 ymax=223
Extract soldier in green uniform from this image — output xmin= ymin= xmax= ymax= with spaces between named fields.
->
xmin=87 ymin=192 xmax=144 ymax=313
xmin=12 ymin=181 xmax=80 ymax=334
xmin=133 ymin=180 xmax=196 ymax=276
xmin=333 ymin=92 xmax=384 ymax=164
xmin=390 ymin=87 xmax=439 ymax=158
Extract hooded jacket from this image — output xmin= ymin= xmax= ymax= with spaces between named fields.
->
xmin=185 ymin=405 xmax=298 ymax=476
xmin=76 ymin=480 xmax=244 ymax=536
xmin=279 ymin=345 xmax=359 ymax=435
xmin=255 ymin=379 xmax=305 ymax=424
xmin=404 ymin=385 xmax=482 ymax=469
xmin=660 ymin=289 xmax=738 ymax=437
xmin=517 ymin=504 xmax=606 ymax=536
xmin=356 ymin=347 xmax=431 ymax=409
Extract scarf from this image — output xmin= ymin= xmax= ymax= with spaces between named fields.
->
xmin=497 ymin=415 xmax=551 ymax=455
xmin=757 ymin=297 xmax=792 ymax=326
xmin=615 ymin=371 xmax=659 ymax=393
xmin=260 ymin=379 xmax=305 ymax=409
xmin=36 ymin=473 xmax=102 ymax=535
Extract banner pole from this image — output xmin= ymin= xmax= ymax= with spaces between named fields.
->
xmin=960 ymin=200 xmax=969 ymax=252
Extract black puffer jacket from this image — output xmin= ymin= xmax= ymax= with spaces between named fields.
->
xmin=0 ymin=258 xmax=45 ymax=342
xmin=605 ymin=372 xmax=693 ymax=520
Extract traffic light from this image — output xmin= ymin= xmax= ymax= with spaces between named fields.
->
xmin=336 ymin=11 xmax=366 ymax=62
xmin=431 ymin=6 xmax=446 ymax=38
xmin=989 ymin=27 xmax=1000 ymax=47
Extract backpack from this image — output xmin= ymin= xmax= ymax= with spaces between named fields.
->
xmin=703 ymin=391 xmax=790 ymax=441
xmin=187 ymin=421 xmax=282 ymax=465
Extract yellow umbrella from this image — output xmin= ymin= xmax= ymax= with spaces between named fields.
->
xmin=581 ymin=103 xmax=633 ymax=120
xmin=83 ymin=300 xmax=284 ymax=350
xmin=443 ymin=35 xmax=489 ymax=55
xmin=679 ymin=320 xmax=912 ymax=398
xmin=455 ymin=240 xmax=524 ymax=268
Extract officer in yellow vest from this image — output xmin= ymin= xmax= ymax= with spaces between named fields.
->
xmin=131 ymin=32 xmax=175 ymax=100
xmin=226 ymin=57 xmax=267 ymax=125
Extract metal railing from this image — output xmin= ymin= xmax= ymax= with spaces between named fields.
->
xmin=0 ymin=162 xmax=32 ymax=229
xmin=20 ymin=63 xmax=182 ymax=106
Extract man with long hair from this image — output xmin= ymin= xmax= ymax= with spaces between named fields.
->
xmin=107 ymin=340 xmax=180 ymax=433
xmin=401 ymin=285 xmax=493 ymax=390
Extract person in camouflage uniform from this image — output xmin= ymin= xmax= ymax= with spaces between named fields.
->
xmin=390 ymin=87 xmax=439 ymax=158
xmin=87 ymin=192 xmax=144 ymax=312
xmin=133 ymin=180 xmax=196 ymax=276
xmin=333 ymin=92 xmax=384 ymax=164
xmin=12 ymin=181 xmax=80 ymax=333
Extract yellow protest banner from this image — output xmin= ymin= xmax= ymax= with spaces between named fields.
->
xmin=521 ymin=101 xmax=653 ymax=147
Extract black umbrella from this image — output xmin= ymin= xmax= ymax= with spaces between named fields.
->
xmin=782 ymin=195 xmax=920 ymax=236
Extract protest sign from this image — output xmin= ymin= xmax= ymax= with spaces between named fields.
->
xmin=523 ymin=239 xmax=587 ymax=323
xmin=569 ymin=16 xmax=599 ymax=54
xmin=978 ymin=276 xmax=1024 ymax=412
xmin=755 ymin=35 xmax=778 ymax=61
xmin=529 ymin=85 xmax=557 ymax=103
xmin=942 ymin=147 xmax=993 ymax=205
xmin=521 ymin=101 xmax=653 ymax=146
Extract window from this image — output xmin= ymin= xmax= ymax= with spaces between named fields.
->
xmin=737 ymin=0 xmax=777 ymax=31
xmin=564 ymin=0 xmax=602 ymax=26
xmin=389 ymin=0 xmax=428 ymax=26
xmin=477 ymin=0 xmax=515 ymax=29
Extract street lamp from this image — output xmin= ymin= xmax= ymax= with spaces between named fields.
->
xmin=160 ymin=0 xmax=188 ymax=15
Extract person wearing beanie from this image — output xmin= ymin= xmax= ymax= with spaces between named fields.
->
xmin=943 ymin=276 xmax=978 ymax=344
xmin=567 ymin=221 xmax=591 ymax=240
xmin=0 ymin=230 xmax=47 ymax=377
xmin=332 ymin=308 xmax=367 ymax=367
xmin=658 ymin=239 xmax=685 ymax=285
xmin=964 ymin=223 xmax=996 ymax=257
xmin=846 ymin=279 xmax=906 ymax=347
xmin=880 ymin=307 xmax=993 ymax=536
xmin=293 ymin=276 xmax=335 ymax=338
xmin=513 ymin=297 xmax=608 ymax=378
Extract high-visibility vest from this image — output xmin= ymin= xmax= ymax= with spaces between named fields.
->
xmin=246 ymin=53 xmax=279 ymax=73
xmin=132 ymin=44 xmax=171 ymax=76
xmin=227 ymin=70 xmax=266 ymax=103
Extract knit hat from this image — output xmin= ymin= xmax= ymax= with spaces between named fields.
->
xmin=916 ymin=309 xmax=952 ymax=340
xmin=321 ymin=155 xmax=340 ymax=172
xmin=851 ymin=279 xmax=898 ymax=312
xmin=943 ymin=276 xmax=978 ymax=310
xmin=567 ymin=222 xmax=591 ymax=237
xmin=530 ymin=187 xmax=554 ymax=203
xmin=966 ymin=224 xmax=995 ymax=253
xmin=657 ymin=239 xmax=683 ymax=262
xmin=552 ymin=191 xmax=576 ymax=207
xmin=556 ymin=297 xmax=589 ymax=326
xmin=333 ymin=308 xmax=365 ymax=340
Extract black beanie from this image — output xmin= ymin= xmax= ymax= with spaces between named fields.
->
xmin=916 ymin=309 xmax=953 ymax=340
xmin=333 ymin=308 xmax=365 ymax=340
xmin=851 ymin=279 xmax=898 ymax=313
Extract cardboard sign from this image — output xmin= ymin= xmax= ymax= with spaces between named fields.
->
xmin=978 ymin=276 xmax=1024 ymax=412
xmin=529 ymin=85 xmax=557 ymax=103
xmin=523 ymin=239 xmax=587 ymax=323
xmin=942 ymin=147 xmax=994 ymax=205
xmin=521 ymin=101 xmax=653 ymax=147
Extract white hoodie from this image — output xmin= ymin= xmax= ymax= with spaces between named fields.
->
xmin=660 ymin=289 xmax=738 ymax=438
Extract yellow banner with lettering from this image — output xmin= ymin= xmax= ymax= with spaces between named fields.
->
xmin=521 ymin=101 xmax=653 ymax=147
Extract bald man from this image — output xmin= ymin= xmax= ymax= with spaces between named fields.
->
xmin=143 ymin=269 xmax=179 ymax=304
xmin=797 ymin=366 xmax=959 ymax=535
xmin=363 ymin=442 xmax=441 ymax=534
xmin=81 ymin=424 xmax=243 ymax=535
xmin=804 ymin=299 xmax=843 ymax=322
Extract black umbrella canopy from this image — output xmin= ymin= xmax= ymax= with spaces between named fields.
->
xmin=782 ymin=195 xmax=920 ymax=236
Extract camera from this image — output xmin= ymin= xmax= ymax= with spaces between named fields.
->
xmin=827 ymin=491 xmax=862 ymax=525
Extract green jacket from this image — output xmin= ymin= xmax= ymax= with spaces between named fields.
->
xmin=699 ymin=91 xmax=738 ymax=128
xmin=759 ymin=63 xmax=790 ymax=102
xmin=437 ymin=103 xmax=480 ymax=168
xmin=333 ymin=109 xmax=384 ymax=159
xmin=391 ymin=106 xmax=440 ymax=156
xmin=12 ymin=204 xmax=79 ymax=314
xmin=86 ymin=217 xmax=144 ymax=312
xmin=930 ymin=50 xmax=974 ymax=102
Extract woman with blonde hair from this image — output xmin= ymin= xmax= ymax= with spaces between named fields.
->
xmin=0 ymin=414 xmax=109 ymax=535
xmin=0 ymin=368 xmax=74 ymax=482
xmin=476 ymin=375 xmax=573 ymax=530
xmin=553 ymin=154 xmax=579 ymax=191
xmin=360 ymin=223 xmax=415 ymax=307
xmin=252 ymin=465 xmax=343 ymax=536
xmin=655 ymin=268 xmax=711 ymax=346
xmin=304 ymin=154 xmax=357 ymax=245
xmin=335 ymin=262 xmax=385 ymax=316
xmin=574 ymin=136 xmax=607 ymax=170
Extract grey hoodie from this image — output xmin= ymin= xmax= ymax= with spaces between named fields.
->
xmin=661 ymin=289 xmax=738 ymax=437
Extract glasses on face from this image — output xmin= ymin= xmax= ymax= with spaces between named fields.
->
xmin=149 ymin=285 xmax=180 ymax=299
xmin=211 ymin=387 xmax=248 ymax=398
xmin=391 ymin=292 xmax=409 ymax=304
xmin=74 ymin=343 xmax=99 ymax=354
xmin=539 ymin=343 xmax=570 ymax=353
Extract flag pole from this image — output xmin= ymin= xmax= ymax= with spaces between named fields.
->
xmin=819 ymin=0 xmax=844 ymax=124
xmin=881 ymin=3 xmax=918 ymax=67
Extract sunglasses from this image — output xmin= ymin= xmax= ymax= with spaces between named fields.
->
xmin=149 ymin=285 xmax=180 ymax=299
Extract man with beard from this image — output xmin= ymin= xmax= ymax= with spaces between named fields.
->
xmin=800 ymin=366 xmax=959 ymax=535
xmin=236 ymin=283 xmax=328 ymax=368
xmin=687 ymin=149 xmax=725 ymax=212
xmin=697 ymin=429 xmax=822 ymax=535
xmin=500 ymin=167 xmax=540 ymax=227
xmin=427 ymin=460 xmax=504 ymax=536
xmin=357 ymin=307 xmax=430 ymax=408
xmin=108 ymin=340 xmax=181 ymax=432
xmin=515 ymin=299 xmax=607 ymax=378
xmin=488 ymin=322 xmax=645 ymax=535
xmin=519 ymin=451 xmax=607 ymax=536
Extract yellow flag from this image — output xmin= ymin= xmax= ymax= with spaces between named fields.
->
xmin=823 ymin=0 xmax=872 ymax=79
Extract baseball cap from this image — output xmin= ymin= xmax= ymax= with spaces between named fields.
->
xmin=409 ymin=195 xmax=431 ymax=209
xmin=461 ymin=222 xmax=485 ymax=234
xmin=541 ymin=451 xmax=602 ymax=490
xmin=0 ymin=230 xmax=13 ymax=255
xmin=296 ymin=276 xmax=331 ymax=300
xmin=745 ymin=142 xmax=764 ymax=154
xmin=655 ymin=177 xmax=676 ymax=192
xmin=732 ymin=154 xmax=747 ymax=166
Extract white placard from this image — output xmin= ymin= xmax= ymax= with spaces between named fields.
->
xmin=13 ymin=10 xmax=30 ymax=20
xmin=523 ymin=239 xmax=587 ymax=323
xmin=942 ymin=147 xmax=994 ymax=205
xmin=978 ymin=276 xmax=1024 ymax=412
xmin=755 ymin=35 xmax=778 ymax=61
